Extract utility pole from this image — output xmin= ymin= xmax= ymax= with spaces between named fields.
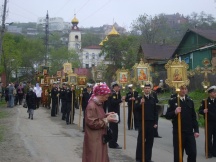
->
xmin=0 ymin=0 xmax=7 ymax=62
xmin=45 ymin=10 xmax=49 ymax=67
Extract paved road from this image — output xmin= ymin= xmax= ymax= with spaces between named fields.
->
xmin=15 ymin=104 xmax=215 ymax=162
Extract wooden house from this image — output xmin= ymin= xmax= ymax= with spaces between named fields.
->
xmin=138 ymin=44 xmax=176 ymax=72
xmin=172 ymin=28 xmax=216 ymax=69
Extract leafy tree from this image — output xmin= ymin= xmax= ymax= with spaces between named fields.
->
xmin=81 ymin=32 xmax=102 ymax=48
xmin=49 ymin=47 xmax=81 ymax=75
xmin=101 ymin=35 xmax=139 ymax=82
xmin=1 ymin=33 xmax=22 ymax=83
xmin=131 ymin=14 xmax=169 ymax=44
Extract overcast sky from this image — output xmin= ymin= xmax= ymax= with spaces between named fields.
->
xmin=2 ymin=0 xmax=216 ymax=30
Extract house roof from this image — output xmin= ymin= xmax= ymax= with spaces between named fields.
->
xmin=83 ymin=45 xmax=101 ymax=49
xmin=189 ymin=28 xmax=216 ymax=41
xmin=140 ymin=44 xmax=176 ymax=60
xmin=173 ymin=28 xmax=216 ymax=56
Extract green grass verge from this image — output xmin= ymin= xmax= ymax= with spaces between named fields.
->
xmin=0 ymin=106 xmax=9 ymax=142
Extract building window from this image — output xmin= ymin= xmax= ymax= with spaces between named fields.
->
xmin=184 ymin=57 xmax=190 ymax=64
xmin=75 ymin=35 xmax=78 ymax=41
xmin=86 ymin=53 xmax=89 ymax=59
xmin=92 ymin=53 xmax=95 ymax=59
xmin=86 ymin=64 xmax=89 ymax=68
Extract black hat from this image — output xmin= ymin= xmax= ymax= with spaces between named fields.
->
xmin=111 ymin=82 xmax=118 ymax=88
xmin=206 ymin=86 xmax=216 ymax=93
xmin=62 ymin=82 xmax=67 ymax=86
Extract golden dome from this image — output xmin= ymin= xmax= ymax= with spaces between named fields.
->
xmin=99 ymin=41 xmax=103 ymax=46
xmin=99 ymin=36 xmax=109 ymax=46
xmin=108 ymin=26 xmax=119 ymax=36
xmin=71 ymin=15 xmax=79 ymax=23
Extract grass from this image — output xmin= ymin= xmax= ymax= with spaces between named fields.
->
xmin=0 ymin=101 xmax=9 ymax=142
xmin=157 ymin=90 xmax=208 ymax=127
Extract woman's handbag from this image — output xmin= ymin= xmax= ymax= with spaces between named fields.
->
xmin=102 ymin=127 xmax=113 ymax=144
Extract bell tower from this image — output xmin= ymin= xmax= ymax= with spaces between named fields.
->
xmin=68 ymin=14 xmax=81 ymax=51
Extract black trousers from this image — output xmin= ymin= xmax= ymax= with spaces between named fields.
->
xmin=173 ymin=132 xmax=197 ymax=162
xmin=36 ymin=97 xmax=41 ymax=108
xmin=61 ymin=100 xmax=67 ymax=119
xmin=136 ymin=121 xmax=154 ymax=162
xmin=207 ymin=121 xmax=216 ymax=156
xmin=66 ymin=102 xmax=75 ymax=124
xmin=128 ymin=105 xmax=138 ymax=130
xmin=17 ymin=94 xmax=24 ymax=105
xmin=109 ymin=122 xmax=119 ymax=147
xmin=51 ymin=99 xmax=58 ymax=116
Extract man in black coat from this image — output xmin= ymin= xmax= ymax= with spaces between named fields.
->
xmin=60 ymin=82 xmax=67 ymax=120
xmin=51 ymin=82 xmax=59 ymax=117
xmin=150 ymin=90 xmax=162 ymax=138
xmin=199 ymin=85 xmax=216 ymax=158
xmin=125 ymin=84 xmax=139 ymax=130
xmin=66 ymin=85 xmax=76 ymax=124
xmin=166 ymin=85 xmax=199 ymax=162
xmin=81 ymin=84 xmax=93 ymax=131
xmin=135 ymin=82 xmax=158 ymax=162
xmin=108 ymin=82 xmax=125 ymax=149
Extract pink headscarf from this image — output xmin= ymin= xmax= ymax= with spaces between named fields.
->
xmin=89 ymin=83 xmax=111 ymax=102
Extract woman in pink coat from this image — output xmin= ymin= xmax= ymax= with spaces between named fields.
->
xmin=82 ymin=83 xmax=117 ymax=162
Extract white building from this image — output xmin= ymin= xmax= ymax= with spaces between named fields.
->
xmin=82 ymin=45 xmax=104 ymax=68
xmin=68 ymin=15 xmax=118 ymax=68
xmin=37 ymin=17 xmax=70 ymax=31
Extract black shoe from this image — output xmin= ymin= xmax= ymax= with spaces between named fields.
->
xmin=154 ymin=135 xmax=162 ymax=138
xmin=31 ymin=117 xmax=33 ymax=120
xmin=82 ymin=130 xmax=85 ymax=132
xmin=208 ymin=154 xmax=212 ymax=158
xmin=109 ymin=145 xmax=122 ymax=149
xmin=66 ymin=122 xmax=69 ymax=125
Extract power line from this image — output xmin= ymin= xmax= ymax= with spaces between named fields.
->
xmin=53 ymin=0 xmax=71 ymax=17
xmin=81 ymin=0 xmax=112 ymax=23
xmin=76 ymin=0 xmax=90 ymax=14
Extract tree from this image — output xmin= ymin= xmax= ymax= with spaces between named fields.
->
xmin=1 ymin=33 xmax=22 ymax=83
xmin=101 ymin=35 xmax=139 ymax=82
xmin=81 ymin=32 xmax=102 ymax=48
xmin=49 ymin=47 xmax=81 ymax=75
xmin=131 ymin=14 xmax=169 ymax=44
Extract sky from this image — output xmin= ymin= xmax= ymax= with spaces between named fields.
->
xmin=2 ymin=0 xmax=216 ymax=30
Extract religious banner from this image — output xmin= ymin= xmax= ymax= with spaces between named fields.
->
xmin=132 ymin=58 xmax=151 ymax=86
xmin=68 ymin=73 xmax=78 ymax=85
xmin=165 ymin=57 xmax=189 ymax=89
xmin=116 ymin=67 xmax=130 ymax=85
xmin=63 ymin=62 xmax=73 ymax=74
xmin=77 ymin=76 xmax=87 ymax=86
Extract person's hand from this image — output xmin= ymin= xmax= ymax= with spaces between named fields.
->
xmin=194 ymin=132 xmax=199 ymax=138
xmin=80 ymin=94 xmax=83 ymax=97
xmin=131 ymin=97 xmax=135 ymax=101
xmin=175 ymin=107 xmax=181 ymax=114
xmin=107 ymin=114 xmax=118 ymax=123
xmin=141 ymin=98 xmax=145 ymax=104
xmin=122 ymin=96 xmax=125 ymax=101
xmin=153 ymin=124 xmax=157 ymax=128
xmin=204 ymin=109 xmax=208 ymax=113
xmin=105 ymin=112 xmax=115 ymax=117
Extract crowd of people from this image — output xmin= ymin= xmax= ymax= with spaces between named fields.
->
xmin=1 ymin=80 xmax=216 ymax=162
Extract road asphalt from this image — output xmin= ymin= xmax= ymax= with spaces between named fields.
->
xmin=13 ymin=103 xmax=215 ymax=162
